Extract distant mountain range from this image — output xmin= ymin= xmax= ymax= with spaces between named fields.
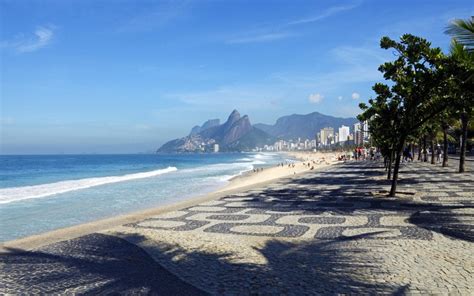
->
xmin=157 ymin=110 xmax=275 ymax=152
xmin=157 ymin=110 xmax=357 ymax=152
xmin=255 ymin=112 xmax=357 ymax=140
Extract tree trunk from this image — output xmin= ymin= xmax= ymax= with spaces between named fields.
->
xmin=387 ymin=150 xmax=394 ymax=180
xmin=459 ymin=113 xmax=468 ymax=173
xmin=418 ymin=138 xmax=422 ymax=161
xmin=389 ymin=141 xmax=405 ymax=197
xmin=423 ymin=136 xmax=427 ymax=162
xmin=430 ymin=139 xmax=435 ymax=164
xmin=442 ymin=125 xmax=449 ymax=167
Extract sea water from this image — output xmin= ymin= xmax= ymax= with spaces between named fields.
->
xmin=0 ymin=153 xmax=289 ymax=242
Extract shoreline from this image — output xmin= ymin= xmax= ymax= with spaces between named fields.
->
xmin=0 ymin=151 xmax=339 ymax=252
xmin=222 ymin=151 xmax=337 ymax=192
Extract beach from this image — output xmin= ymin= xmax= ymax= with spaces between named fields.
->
xmin=0 ymin=151 xmax=339 ymax=251
xmin=221 ymin=151 xmax=338 ymax=192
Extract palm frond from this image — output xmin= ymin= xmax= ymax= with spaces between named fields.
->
xmin=445 ymin=17 xmax=474 ymax=52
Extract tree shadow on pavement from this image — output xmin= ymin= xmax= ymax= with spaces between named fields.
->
xmin=0 ymin=233 xmax=208 ymax=295
xmin=0 ymin=231 xmax=402 ymax=295
xmin=243 ymin=161 xmax=474 ymax=243
xmin=117 ymin=231 xmax=402 ymax=295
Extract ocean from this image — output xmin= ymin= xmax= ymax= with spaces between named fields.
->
xmin=0 ymin=153 xmax=290 ymax=242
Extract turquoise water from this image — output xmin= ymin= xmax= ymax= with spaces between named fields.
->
xmin=0 ymin=153 xmax=289 ymax=242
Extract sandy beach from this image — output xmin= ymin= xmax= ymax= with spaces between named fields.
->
xmin=0 ymin=151 xmax=339 ymax=251
xmin=221 ymin=151 xmax=338 ymax=192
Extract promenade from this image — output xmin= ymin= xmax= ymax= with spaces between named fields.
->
xmin=1 ymin=160 xmax=473 ymax=294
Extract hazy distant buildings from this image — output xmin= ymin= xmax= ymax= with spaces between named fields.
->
xmin=354 ymin=121 xmax=371 ymax=146
xmin=354 ymin=122 xmax=363 ymax=145
xmin=213 ymin=143 xmax=219 ymax=152
xmin=363 ymin=120 xmax=370 ymax=142
xmin=338 ymin=125 xmax=350 ymax=143
xmin=254 ymin=121 xmax=371 ymax=151
xmin=319 ymin=127 xmax=334 ymax=146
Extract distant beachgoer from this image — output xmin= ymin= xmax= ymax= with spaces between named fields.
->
xmin=436 ymin=146 xmax=442 ymax=163
xmin=403 ymin=147 xmax=409 ymax=162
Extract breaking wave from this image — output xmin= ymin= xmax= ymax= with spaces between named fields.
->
xmin=0 ymin=167 xmax=178 ymax=204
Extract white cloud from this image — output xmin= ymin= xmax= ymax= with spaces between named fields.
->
xmin=308 ymin=93 xmax=324 ymax=104
xmin=1 ymin=26 xmax=54 ymax=53
xmin=165 ymin=84 xmax=286 ymax=111
xmin=331 ymin=46 xmax=388 ymax=66
xmin=118 ymin=0 xmax=191 ymax=32
xmin=338 ymin=96 xmax=343 ymax=101
xmin=352 ymin=92 xmax=360 ymax=100
xmin=287 ymin=3 xmax=360 ymax=26
xmin=227 ymin=32 xmax=292 ymax=44
xmin=227 ymin=3 xmax=359 ymax=45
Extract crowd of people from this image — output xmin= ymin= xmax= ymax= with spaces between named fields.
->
xmin=336 ymin=147 xmax=381 ymax=162
xmin=344 ymin=144 xmax=446 ymax=164
xmin=404 ymin=144 xmax=444 ymax=163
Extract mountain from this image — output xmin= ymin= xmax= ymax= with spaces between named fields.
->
xmin=157 ymin=110 xmax=275 ymax=152
xmin=254 ymin=112 xmax=357 ymax=140
xmin=189 ymin=119 xmax=220 ymax=136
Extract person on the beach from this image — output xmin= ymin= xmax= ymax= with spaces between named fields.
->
xmin=436 ymin=145 xmax=442 ymax=163
xmin=402 ymin=146 xmax=409 ymax=162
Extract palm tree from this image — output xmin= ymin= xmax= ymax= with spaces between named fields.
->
xmin=445 ymin=17 xmax=474 ymax=52
xmin=448 ymin=40 xmax=474 ymax=172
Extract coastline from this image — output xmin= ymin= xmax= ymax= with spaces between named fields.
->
xmin=222 ymin=151 xmax=338 ymax=192
xmin=0 ymin=151 xmax=339 ymax=252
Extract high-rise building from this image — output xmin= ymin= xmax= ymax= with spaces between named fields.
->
xmin=354 ymin=122 xmax=363 ymax=145
xmin=319 ymin=127 xmax=334 ymax=146
xmin=363 ymin=120 xmax=370 ymax=143
xmin=213 ymin=143 xmax=219 ymax=152
xmin=338 ymin=125 xmax=350 ymax=143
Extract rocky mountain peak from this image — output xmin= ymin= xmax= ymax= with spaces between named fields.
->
xmin=226 ymin=109 xmax=241 ymax=124
xmin=157 ymin=109 xmax=275 ymax=152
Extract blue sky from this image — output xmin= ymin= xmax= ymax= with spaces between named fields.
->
xmin=1 ymin=0 xmax=472 ymax=154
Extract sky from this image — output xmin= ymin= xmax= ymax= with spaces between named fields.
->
xmin=1 ymin=0 xmax=473 ymax=154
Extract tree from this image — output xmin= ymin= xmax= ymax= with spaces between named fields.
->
xmin=358 ymin=83 xmax=399 ymax=180
xmin=447 ymin=40 xmax=474 ymax=172
xmin=359 ymin=34 xmax=447 ymax=197
xmin=438 ymin=111 xmax=457 ymax=167
xmin=445 ymin=17 xmax=474 ymax=53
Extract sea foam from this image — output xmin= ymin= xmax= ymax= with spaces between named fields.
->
xmin=0 ymin=166 xmax=178 ymax=204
